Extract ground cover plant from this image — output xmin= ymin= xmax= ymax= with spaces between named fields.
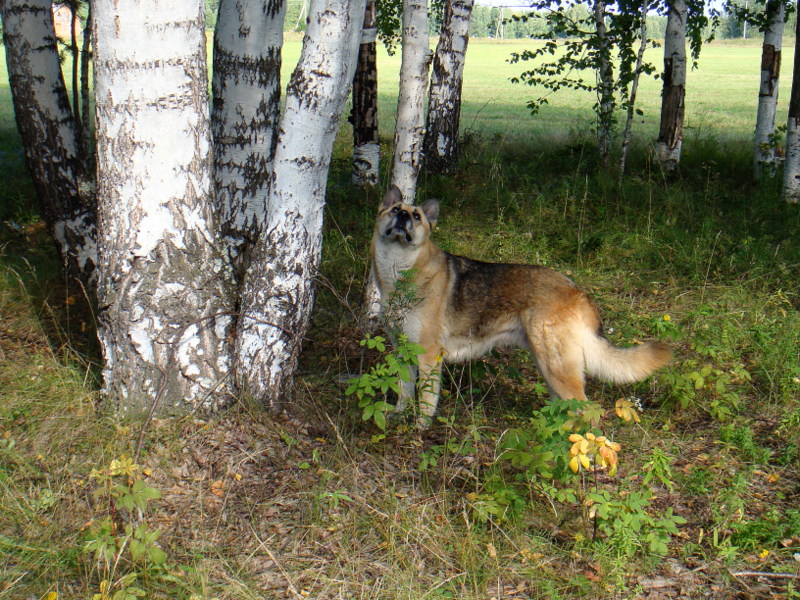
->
xmin=2 ymin=39 xmax=800 ymax=599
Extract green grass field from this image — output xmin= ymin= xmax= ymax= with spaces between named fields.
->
xmin=2 ymin=38 xmax=800 ymax=600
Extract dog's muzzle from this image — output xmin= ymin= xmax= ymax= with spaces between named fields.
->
xmin=385 ymin=211 xmax=414 ymax=243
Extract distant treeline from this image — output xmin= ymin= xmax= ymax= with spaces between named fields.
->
xmin=204 ymin=0 xmax=797 ymax=41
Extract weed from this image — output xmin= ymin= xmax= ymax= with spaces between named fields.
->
xmin=345 ymin=334 xmax=425 ymax=429
xmin=82 ymin=456 xmax=172 ymax=598
xmin=719 ymin=423 xmax=771 ymax=464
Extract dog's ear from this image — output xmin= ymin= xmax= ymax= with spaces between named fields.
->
xmin=421 ymin=199 xmax=440 ymax=227
xmin=381 ymin=185 xmax=403 ymax=209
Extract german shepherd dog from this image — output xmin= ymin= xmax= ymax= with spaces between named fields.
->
xmin=371 ymin=186 xmax=672 ymax=428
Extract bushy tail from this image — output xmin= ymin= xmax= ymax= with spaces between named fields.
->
xmin=583 ymin=330 xmax=672 ymax=384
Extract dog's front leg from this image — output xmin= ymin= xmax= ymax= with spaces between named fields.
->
xmin=416 ymin=353 xmax=443 ymax=429
xmin=394 ymin=364 xmax=417 ymax=413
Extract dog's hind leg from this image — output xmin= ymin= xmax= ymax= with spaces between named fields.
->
xmin=416 ymin=352 xmax=443 ymax=428
xmin=526 ymin=321 xmax=588 ymax=402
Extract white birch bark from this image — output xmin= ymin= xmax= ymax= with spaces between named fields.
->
xmin=783 ymin=1 xmax=800 ymax=203
xmin=619 ymin=0 xmax=649 ymax=175
xmin=0 ymin=0 xmax=96 ymax=286
xmin=211 ymin=0 xmax=286 ymax=277
xmin=94 ymin=0 xmax=235 ymax=415
xmin=237 ymin=0 xmax=366 ymax=407
xmin=656 ymin=0 xmax=687 ymax=170
xmin=391 ymin=0 xmax=432 ymax=202
xmin=423 ymin=0 xmax=475 ymax=174
xmin=754 ymin=0 xmax=784 ymax=180
xmin=593 ymin=0 xmax=614 ymax=163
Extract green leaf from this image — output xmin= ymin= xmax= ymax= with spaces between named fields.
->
xmin=147 ymin=545 xmax=167 ymax=565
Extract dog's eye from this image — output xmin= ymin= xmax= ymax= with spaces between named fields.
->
xmin=413 ymin=212 xmax=421 ymax=220
xmin=390 ymin=206 xmax=399 ymax=214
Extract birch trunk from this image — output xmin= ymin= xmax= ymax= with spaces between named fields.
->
xmin=754 ymin=0 xmax=784 ymax=180
xmin=391 ymin=0 xmax=431 ymax=202
xmin=423 ymin=0 xmax=475 ymax=174
xmin=619 ymin=0 xmax=649 ymax=175
xmin=350 ymin=0 xmax=380 ymax=186
xmin=237 ymin=0 xmax=366 ymax=407
xmin=656 ymin=0 xmax=687 ymax=171
xmin=94 ymin=0 xmax=235 ymax=416
xmin=211 ymin=0 xmax=286 ymax=278
xmin=0 ymin=0 xmax=96 ymax=287
xmin=783 ymin=1 xmax=800 ymax=203
xmin=593 ymin=0 xmax=614 ymax=163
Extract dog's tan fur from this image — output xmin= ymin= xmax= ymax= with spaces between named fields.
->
xmin=371 ymin=186 xmax=672 ymax=427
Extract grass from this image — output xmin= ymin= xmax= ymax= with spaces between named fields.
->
xmin=2 ymin=36 xmax=800 ymax=599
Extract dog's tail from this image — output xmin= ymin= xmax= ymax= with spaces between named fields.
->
xmin=582 ymin=330 xmax=672 ymax=384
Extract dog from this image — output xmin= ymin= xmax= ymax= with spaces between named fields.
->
xmin=370 ymin=185 xmax=672 ymax=428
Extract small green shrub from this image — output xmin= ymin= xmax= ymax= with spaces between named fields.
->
xmin=345 ymin=334 xmax=425 ymax=429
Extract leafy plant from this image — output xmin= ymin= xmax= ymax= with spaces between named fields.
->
xmin=83 ymin=456 xmax=169 ymax=600
xmin=587 ymin=488 xmax=686 ymax=555
xmin=346 ymin=334 xmax=425 ymax=429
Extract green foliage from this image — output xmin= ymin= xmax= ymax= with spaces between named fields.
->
xmin=509 ymin=0 xmax=659 ymax=157
xmin=588 ymin=488 xmax=686 ymax=556
xmin=419 ymin=433 xmax=477 ymax=472
xmin=83 ymin=457 xmax=171 ymax=599
xmin=498 ymin=398 xmax=603 ymax=480
xmin=485 ymin=396 xmax=688 ymax=560
xmin=642 ymin=447 xmax=676 ymax=491
xmin=731 ymin=508 xmax=800 ymax=550
xmin=346 ymin=334 xmax=425 ymax=429
xmin=719 ymin=423 xmax=771 ymax=463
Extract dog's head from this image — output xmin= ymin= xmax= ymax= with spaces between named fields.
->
xmin=375 ymin=185 xmax=440 ymax=248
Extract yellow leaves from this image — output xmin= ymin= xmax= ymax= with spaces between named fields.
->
xmin=109 ymin=455 xmax=139 ymax=478
xmin=615 ymin=398 xmax=641 ymax=423
xmin=567 ymin=432 xmax=622 ymax=476
xmin=210 ymin=480 xmax=225 ymax=497
xmin=42 ymin=593 xmax=58 ymax=600
xmin=487 ymin=542 xmax=497 ymax=558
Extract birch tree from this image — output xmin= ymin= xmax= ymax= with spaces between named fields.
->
xmin=392 ymin=0 xmax=432 ymax=201
xmin=236 ymin=0 xmax=366 ymax=407
xmin=656 ymin=0 xmax=688 ymax=170
xmin=211 ymin=0 xmax=287 ymax=277
xmin=510 ymin=0 xmax=657 ymax=164
xmin=783 ymin=0 xmax=800 ymax=202
xmin=423 ymin=0 xmax=475 ymax=174
xmin=94 ymin=0 xmax=235 ymax=415
xmin=619 ymin=0 xmax=651 ymax=175
xmin=753 ymin=0 xmax=785 ymax=179
xmin=593 ymin=0 xmax=615 ymax=162
xmin=351 ymin=0 xmax=380 ymax=185
xmin=0 ymin=0 xmax=96 ymax=287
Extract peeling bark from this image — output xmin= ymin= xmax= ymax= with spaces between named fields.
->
xmin=391 ymin=0 xmax=431 ymax=202
xmin=754 ymin=0 xmax=784 ymax=180
xmin=593 ymin=0 xmax=614 ymax=163
xmin=211 ymin=0 xmax=286 ymax=279
xmin=94 ymin=0 xmax=235 ymax=415
xmin=350 ymin=0 xmax=380 ymax=186
xmin=236 ymin=0 xmax=366 ymax=407
xmin=783 ymin=1 xmax=800 ymax=203
xmin=0 ymin=0 xmax=96 ymax=287
xmin=656 ymin=0 xmax=687 ymax=170
xmin=423 ymin=0 xmax=474 ymax=174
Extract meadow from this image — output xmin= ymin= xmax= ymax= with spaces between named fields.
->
xmin=1 ymin=37 xmax=800 ymax=599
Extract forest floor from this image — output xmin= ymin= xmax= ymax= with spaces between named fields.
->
xmin=3 ymin=128 xmax=800 ymax=599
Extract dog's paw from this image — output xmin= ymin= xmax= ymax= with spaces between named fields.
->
xmin=415 ymin=414 xmax=433 ymax=430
